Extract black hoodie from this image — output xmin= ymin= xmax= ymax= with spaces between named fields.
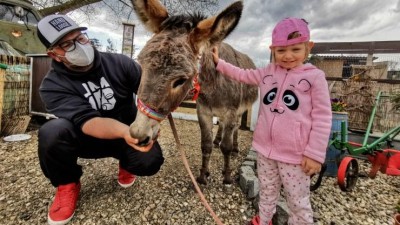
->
xmin=39 ymin=49 xmax=141 ymax=128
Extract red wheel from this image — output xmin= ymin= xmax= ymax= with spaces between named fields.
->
xmin=337 ymin=156 xmax=359 ymax=192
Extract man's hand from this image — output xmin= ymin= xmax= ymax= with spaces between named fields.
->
xmin=82 ymin=117 xmax=157 ymax=152
xmin=301 ymin=156 xmax=322 ymax=176
xmin=123 ymin=129 xmax=154 ymax=152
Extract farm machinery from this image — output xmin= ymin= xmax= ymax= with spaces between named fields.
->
xmin=311 ymin=91 xmax=400 ymax=192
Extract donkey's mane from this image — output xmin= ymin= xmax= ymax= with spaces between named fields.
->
xmin=160 ymin=13 xmax=206 ymax=32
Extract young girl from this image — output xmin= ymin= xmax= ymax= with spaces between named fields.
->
xmin=212 ymin=17 xmax=332 ymax=225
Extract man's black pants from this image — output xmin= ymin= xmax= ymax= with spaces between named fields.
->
xmin=38 ymin=118 xmax=164 ymax=187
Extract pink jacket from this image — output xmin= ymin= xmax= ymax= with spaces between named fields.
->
xmin=216 ymin=60 xmax=332 ymax=164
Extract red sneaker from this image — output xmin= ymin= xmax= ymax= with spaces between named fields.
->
xmin=248 ymin=215 xmax=272 ymax=225
xmin=118 ymin=166 xmax=136 ymax=188
xmin=48 ymin=182 xmax=80 ymax=225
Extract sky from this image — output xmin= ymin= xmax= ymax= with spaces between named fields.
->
xmin=72 ymin=0 xmax=400 ymax=67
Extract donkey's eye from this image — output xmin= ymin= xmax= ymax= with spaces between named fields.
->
xmin=172 ymin=78 xmax=188 ymax=88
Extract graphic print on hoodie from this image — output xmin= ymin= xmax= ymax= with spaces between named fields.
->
xmin=83 ymin=77 xmax=116 ymax=111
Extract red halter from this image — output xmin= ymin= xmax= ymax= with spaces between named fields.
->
xmin=187 ymin=73 xmax=200 ymax=101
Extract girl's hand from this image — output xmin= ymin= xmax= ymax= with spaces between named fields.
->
xmin=211 ymin=46 xmax=219 ymax=66
xmin=301 ymin=156 xmax=322 ymax=176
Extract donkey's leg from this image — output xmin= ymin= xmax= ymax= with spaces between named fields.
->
xmin=213 ymin=123 xmax=223 ymax=148
xmin=232 ymin=128 xmax=239 ymax=157
xmin=196 ymin=104 xmax=214 ymax=185
xmin=219 ymin=114 xmax=239 ymax=185
xmin=232 ymin=114 xmax=242 ymax=156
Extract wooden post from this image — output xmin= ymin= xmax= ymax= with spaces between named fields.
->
xmin=366 ymin=53 xmax=373 ymax=66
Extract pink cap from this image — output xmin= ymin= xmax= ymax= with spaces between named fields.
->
xmin=270 ymin=17 xmax=310 ymax=47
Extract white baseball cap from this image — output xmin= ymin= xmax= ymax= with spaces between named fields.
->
xmin=37 ymin=14 xmax=87 ymax=49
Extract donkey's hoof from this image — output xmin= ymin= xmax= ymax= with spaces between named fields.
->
xmin=196 ymin=176 xmax=208 ymax=185
xmin=222 ymin=183 xmax=233 ymax=193
xmin=231 ymin=150 xmax=239 ymax=157
xmin=213 ymin=141 xmax=220 ymax=148
xmin=189 ymin=182 xmax=205 ymax=192
xmin=223 ymin=177 xmax=233 ymax=185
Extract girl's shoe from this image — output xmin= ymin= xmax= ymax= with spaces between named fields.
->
xmin=394 ymin=213 xmax=400 ymax=225
xmin=248 ymin=215 xmax=272 ymax=225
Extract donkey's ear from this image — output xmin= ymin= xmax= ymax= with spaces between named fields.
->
xmin=210 ymin=1 xmax=243 ymax=42
xmin=189 ymin=1 xmax=243 ymax=52
xmin=132 ymin=0 xmax=169 ymax=33
xmin=189 ymin=16 xmax=216 ymax=54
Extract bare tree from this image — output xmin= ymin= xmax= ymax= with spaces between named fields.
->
xmin=90 ymin=38 xmax=102 ymax=50
xmin=34 ymin=0 xmax=102 ymax=16
xmin=31 ymin=0 xmax=219 ymax=23
xmin=106 ymin=38 xmax=117 ymax=53
xmin=161 ymin=0 xmax=219 ymax=15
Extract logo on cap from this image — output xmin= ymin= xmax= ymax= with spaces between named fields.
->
xmin=49 ymin=17 xmax=72 ymax=32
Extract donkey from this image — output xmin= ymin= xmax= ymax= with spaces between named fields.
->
xmin=129 ymin=0 xmax=258 ymax=186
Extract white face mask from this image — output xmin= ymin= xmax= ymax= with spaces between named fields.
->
xmin=65 ymin=42 xmax=94 ymax=67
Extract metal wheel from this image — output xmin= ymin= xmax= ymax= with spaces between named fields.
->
xmin=337 ymin=156 xmax=359 ymax=192
xmin=310 ymin=163 xmax=326 ymax=191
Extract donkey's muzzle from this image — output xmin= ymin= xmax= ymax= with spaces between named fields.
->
xmin=137 ymin=137 xmax=151 ymax=146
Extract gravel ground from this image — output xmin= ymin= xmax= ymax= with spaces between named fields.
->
xmin=1 ymin=118 xmax=400 ymax=225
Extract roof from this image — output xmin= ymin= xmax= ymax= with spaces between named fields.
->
xmin=311 ymin=41 xmax=400 ymax=54
xmin=310 ymin=55 xmax=378 ymax=62
xmin=312 ymin=55 xmax=367 ymax=60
